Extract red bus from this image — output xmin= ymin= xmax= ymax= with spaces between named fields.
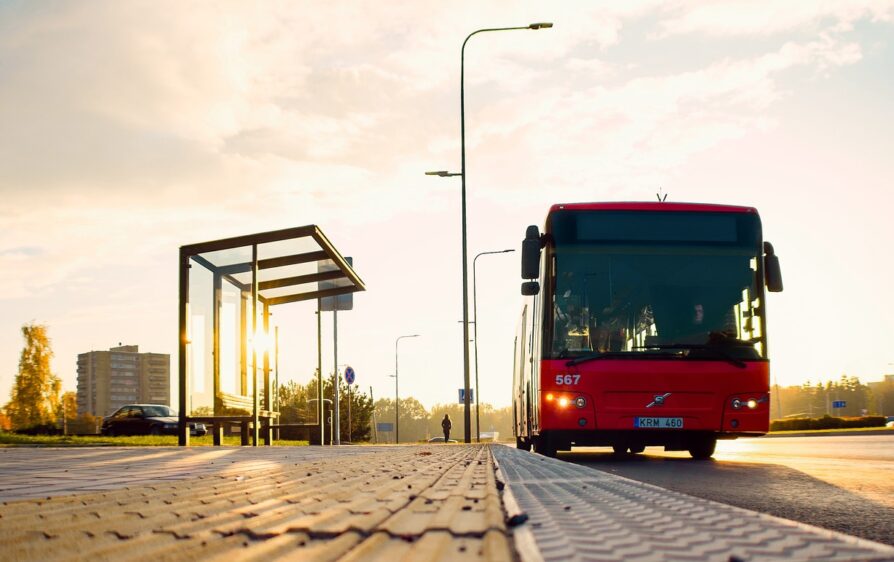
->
xmin=512 ymin=202 xmax=783 ymax=459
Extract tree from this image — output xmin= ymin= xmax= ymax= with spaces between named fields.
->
xmin=275 ymin=372 xmax=375 ymax=442
xmin=5 ymin=323 xmax=61 ymax=431
xmin=61 ymin=391 xmax=77 ymax=435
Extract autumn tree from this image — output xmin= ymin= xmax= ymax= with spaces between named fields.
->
xmin=5 ymin=323 xmax=61 ymax=431
xmin=61 ymin=391 xmax=77 ymax=435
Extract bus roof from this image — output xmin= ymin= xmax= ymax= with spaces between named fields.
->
xmin=548 ymin=202 xmax=758 ymax=215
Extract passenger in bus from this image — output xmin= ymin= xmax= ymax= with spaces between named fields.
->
xmin=554 ymin=273 xmax=588 ymax=352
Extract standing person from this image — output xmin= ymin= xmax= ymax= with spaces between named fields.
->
xmin=441 ymin=414 xmax=452 ymax=442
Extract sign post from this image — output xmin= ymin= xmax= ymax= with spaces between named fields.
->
xmin=458 ymin=388 xmax=475 ymax=404
xmin=344 ymin=366 xmax=355 ymax=441
xmin=319 ymin=257 xmax=353 ymax=446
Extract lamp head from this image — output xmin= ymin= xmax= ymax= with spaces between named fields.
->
xmin=529 ymin=22 xmax=553 ymax=30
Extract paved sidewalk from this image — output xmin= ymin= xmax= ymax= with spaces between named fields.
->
xmin=4 ymin=444 xmax=894 ymax=562
xmin=0 ymin=445 xmax=398 ymax=501
xmin=1 ymin=445 xmax=511 ymax=561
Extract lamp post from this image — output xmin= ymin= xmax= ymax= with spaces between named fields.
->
xmin=394 ymin=334 xmax=420 ymax=443
xmin=308 ymin=398 xmax=334 ymax=445
xmin=426 ymin=21 xmax=552 ymax=443
xmin=472 ymin=249 xmax=514 ymax=441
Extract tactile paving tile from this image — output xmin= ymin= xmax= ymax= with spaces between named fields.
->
xmin=0 ymin=445 xmax=513 ymax=561
xmin=492 ymin=445 xmax=894 ymax=562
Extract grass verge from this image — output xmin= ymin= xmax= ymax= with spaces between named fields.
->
xmin=0 ymin=433 xmax=308 ymax=447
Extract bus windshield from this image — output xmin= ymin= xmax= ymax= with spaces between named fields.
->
xmin=546 ymin=210 xmax=765 ymax=360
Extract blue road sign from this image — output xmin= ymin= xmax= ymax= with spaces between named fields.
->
xmin=344 ymin=366 xmax=355 ymax=385
xmin=458 ymin=388 xmax=475 ymax=404
xmin=376 ymin=422 xmax=394 ymax=432
xmin=832 ymin=400 xmax=846 ymax=408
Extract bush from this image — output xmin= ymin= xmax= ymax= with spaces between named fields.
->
xmin=14 ymin=423 xmax=62 ymax=435
xmin=770 ymin=415 xmax=886 ymax=432
xmin=68 ymin=413 xmax=101 ymax=435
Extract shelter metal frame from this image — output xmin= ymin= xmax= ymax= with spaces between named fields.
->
xmin=178 ymin=225 xmax=364 ymax=446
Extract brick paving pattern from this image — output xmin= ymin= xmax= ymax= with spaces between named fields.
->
xmin=492 ymin=444 xmax=894 ymax=562
xmin=1 ymin=445 xmax=512 ymax=561
xmin=4 ymin=444 xmax=894 ymax=561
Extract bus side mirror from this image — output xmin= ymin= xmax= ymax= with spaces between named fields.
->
xmin=521 ymin=281 xmax=540 ymax=296
xmin=764 ymin=241 xmax=783 ymax=292
xmin=521 ymin=225 xmax=541 ymax=279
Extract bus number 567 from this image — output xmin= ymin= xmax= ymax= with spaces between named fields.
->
xmin=555 ymin=374 xmax=580 ymax=386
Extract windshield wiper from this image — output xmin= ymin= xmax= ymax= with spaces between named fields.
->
xmin=632 ymin=344 xmax=747 ymax=369
xmin=566 ymin=351 xmax=634 ymax=367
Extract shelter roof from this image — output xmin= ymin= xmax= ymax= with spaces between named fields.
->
xmin=180 ymin=225 xmax=364 ymax=306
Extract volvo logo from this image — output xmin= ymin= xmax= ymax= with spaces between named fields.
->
xmin=646 ymin=393 xmax=672 ymax=408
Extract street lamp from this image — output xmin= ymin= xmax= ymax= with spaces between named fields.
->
xmin=308 ymin=398 xmax=334 ymax=445
xmin=473 ymin=249 xmax=514 ymax=441
xmin=394 ymin=334 xmax=420 ymax=443
xmin=427 ymin=22 xmax=552 ymax=443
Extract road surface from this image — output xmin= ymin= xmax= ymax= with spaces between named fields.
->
xmin=564 ymin=433 xmax=894 ymax=545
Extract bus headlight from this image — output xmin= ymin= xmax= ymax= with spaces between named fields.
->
xmin=731 ymin=395 xmax=764 ymax=410
xmin=574 ymin=396 xmax=587 ymax=409
xmin=558 ymin=397 xmax=570 ymax=408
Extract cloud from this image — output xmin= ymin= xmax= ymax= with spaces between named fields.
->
xmin=657 ymin=0 xmax=894 ymax=37
xmin=451 ymin=30 xmax=864 ymax=207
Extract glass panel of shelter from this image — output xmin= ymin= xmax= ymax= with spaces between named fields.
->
xmin=189 ymin=249 xmax=274 ymax=418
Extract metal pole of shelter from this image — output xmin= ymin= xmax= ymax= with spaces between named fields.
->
xmin=317 ymin=301 xmax=323 ymax=446
xmin=275 ymin=325 xmax=280 ymax=440
xmin=333 ymin=311 xmax=340 ymax=445
xmin=251 ymin=244 xmax=259 ymax=447
xmin=370 ymin=386 xmax=377 ymax=444
xmin=263 ymin=302 xmax=271 ymax=445
xmin=178 ymin=251 xmax=190 ymax=447
xmin=274 ymin=326 xmax=279 ymax=411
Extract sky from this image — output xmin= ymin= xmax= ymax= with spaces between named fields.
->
xmin=1 ymin=1 xmax=893 ymax=412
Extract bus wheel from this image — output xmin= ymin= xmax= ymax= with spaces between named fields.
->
xmin=629 ymin=444 xmax=645 ymax=454
xmin=612 ymin=445 xmax=628 ymax=455
xmin=534 ymin=436 xmax=557 ymax=458
xmin=516 ymin=436 xmax=532 ymax=451
xmin=688 ymin=437 xmax=716 ymax=460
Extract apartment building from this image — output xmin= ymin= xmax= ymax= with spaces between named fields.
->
xmin=76 ymin=345 xmax=171 ymax=416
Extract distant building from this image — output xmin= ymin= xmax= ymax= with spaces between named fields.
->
xmin=76 ymin=345 xmax=170 ymax=416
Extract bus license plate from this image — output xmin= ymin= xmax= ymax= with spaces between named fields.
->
xmin=635 ymin=417 xmax=683 ymax=429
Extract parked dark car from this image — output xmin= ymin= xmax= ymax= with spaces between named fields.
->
xmin=101 ymin=404 xmax=206 ymax=437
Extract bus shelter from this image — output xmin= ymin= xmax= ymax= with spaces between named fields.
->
xmin=178 ymin=226 xmax=365 ymax=446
